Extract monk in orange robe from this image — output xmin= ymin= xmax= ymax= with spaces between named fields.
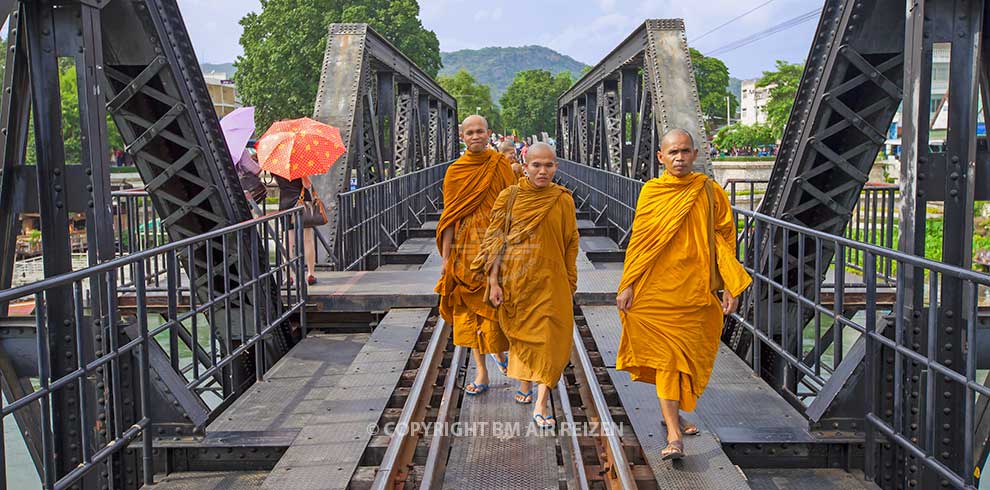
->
xmin=616 ymin=129 xmax=752 ymax=460
xmin=498 ymin=140 xmax=524 ymax=178
xmin=472 ymin=143 xmax=579 ymax=428
xmin=436 ymin=115 xmax=515 ymax=395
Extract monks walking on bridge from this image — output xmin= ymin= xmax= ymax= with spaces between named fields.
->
xmin=615 ymin=129 xmax=752 ymax=460
xmin=473 ymin=143 xmax=579 ymax=428
xmin=435 ymin=115 xmax=515 ymax=395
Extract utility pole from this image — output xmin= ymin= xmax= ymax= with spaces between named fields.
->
xmin=726 ymin=95 xmax=731 ymax=125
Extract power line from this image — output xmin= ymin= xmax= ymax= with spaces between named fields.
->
xmin=692 ymin=0 xmax=777 ymax=43
xmin=704 ymin=7 xmax=822 ymax=57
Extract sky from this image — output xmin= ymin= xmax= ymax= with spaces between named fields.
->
xmin=178 ymin=0 xmax=824 ymax=80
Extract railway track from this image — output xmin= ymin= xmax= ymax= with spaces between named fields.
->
xmin=345 ymin=306 xmax=656 ymax=489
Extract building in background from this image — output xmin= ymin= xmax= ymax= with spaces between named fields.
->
xmin=739 ymin=79 xmax=775 ymax=126
xmin=203 ymin=71 xmax=241 ymax=118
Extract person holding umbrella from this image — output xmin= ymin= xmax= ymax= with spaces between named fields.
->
xmin=256 ymin=117 xmax=347 ymax=286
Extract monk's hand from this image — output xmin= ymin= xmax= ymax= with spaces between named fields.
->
xmin=721 ymin=290 xmax=739 ymax=315
xmin=616 ymin=287 xmax=633 ymax=312
xmin=489 ymin=282 xmax=504 ymax=307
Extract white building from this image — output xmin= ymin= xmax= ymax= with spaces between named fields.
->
xmin=740 ymin=79 xmax=776 ymax=126
xmin=203 ymin=71 xmax=242 ymax=118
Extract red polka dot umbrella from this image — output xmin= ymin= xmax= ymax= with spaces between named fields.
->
xmin=256 ymin=117 xmax=347 ymax=180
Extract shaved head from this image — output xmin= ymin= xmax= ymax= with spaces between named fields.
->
xmin=660 ymin=128 xmax=695 ymax=149
xmin=498 ymin=140 xmax=515 ymax=152
xmin=460 ymin=115 xmax=492 ymax=153
xmin=462 ymin=114 xmax=489 ymax=130
xmin=525 ymin=142 xmax=556 ymax=162
xmin=657 ymin=128 xmax=697 ymax=178
xmin=524 ymin=142 xmax=558 ymax=188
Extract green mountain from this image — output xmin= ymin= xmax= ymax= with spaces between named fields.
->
xmin=440 ymin=46 xmax=587 ymax=103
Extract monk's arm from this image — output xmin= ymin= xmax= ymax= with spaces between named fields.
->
xmin=712 ymin=185 xmax=752 ymax=297
xmin=441 ymin=227 xmax=454 ymax=261
xmin=563 ymin=196 xmax=579 ymax=295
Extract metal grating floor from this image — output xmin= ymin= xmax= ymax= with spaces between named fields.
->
xmin=442 ymin=360 xmax=560 ymax=489
xmin=208 ymin=334 xmax=367 ymax=433
xmin=745 ymin=468 xmax=880 ymax=489
xmin=144 ymin=471 xmax=267 ymax=489
xmin=262 ymin=308 xmax=431 ymax=490
xmin=584 ymin=307 xmax=749 ymax=488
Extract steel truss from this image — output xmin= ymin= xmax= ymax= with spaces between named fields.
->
xmin=311 ymin=24 xmax=458 ymax=266
xmin=0 ymin=1 xmax=295 ymax=487
xmin=556 ymin=19 xmax=712 ymax=179
xmin=716 ymin=0 xmax=990 ymax=488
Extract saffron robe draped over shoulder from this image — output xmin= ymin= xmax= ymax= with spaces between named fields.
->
xmin=435 ymin=148 xmax=515 ymax=353
xmin=472 ymin=178 xmax=579 ymax=385
xmin=616 ymin=171 xmax=752 ymax=412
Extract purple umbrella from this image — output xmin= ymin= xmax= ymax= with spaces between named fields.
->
xmin=220 ymin=106 xmax=255 ymax=167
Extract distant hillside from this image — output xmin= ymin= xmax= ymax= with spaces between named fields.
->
xmin=201 ymin=62 xmax=236 ymax=78
xmin=440 ymin=46 xmax=587 ymax=103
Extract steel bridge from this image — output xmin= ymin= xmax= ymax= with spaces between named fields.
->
xmin=0 ymin=0 xmax=989 ymax=489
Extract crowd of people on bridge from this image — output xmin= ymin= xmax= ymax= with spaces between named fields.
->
xmin=436 ymin=115 xmax=752 ymax=460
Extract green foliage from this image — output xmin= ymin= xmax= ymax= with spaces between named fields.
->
xmin=436 ymin=70 xmax=501 ymax=130
xmin=757 ymin=60 xmax=804 ymax=139
xmin=235 ymin=0 xmax=441 ymax=130
xmin=500 ymin=70 xmax=573 ymax=137
xmin=439 ymin=46 xmax=586 ymax=103
xmin=713 ymin=123 xmax=774 ymax=150
xmin=713 ymin=155 xmax=776 ymax=162
xmin=689 ymin=49 xmax=736 ymax=130
xmin=24 ymin=62 xmax=124 ymax=164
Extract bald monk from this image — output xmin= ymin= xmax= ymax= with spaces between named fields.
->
xmin=472 ymin=143 xmax=579 ymax=428
xmin=615 ymin=128 xmax=752 ymax=460
xmin=498 ymin=140 xmax=524 ymax=178
xmin=436 ymin=115 xmax=515 ymax=395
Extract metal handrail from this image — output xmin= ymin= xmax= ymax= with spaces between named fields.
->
xmin=0 ymin=207 xmax=306 ymax=489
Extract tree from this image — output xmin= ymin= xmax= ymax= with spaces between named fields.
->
xmin=689 ymin=48 xmax=736 ymax=132
xmin=235 ymin=0 xmax=441 ymax=131
xmin=713 ymin=123 xmax=774 ymax=152
xmin=757 ymin=60 xmax=804 ymax=139
xmin=436 ymin=70 xmax=501 ymax=130
xmin=25 ymin=62 xmax=124 ymax=164
xmin=500 ymin=70 xmax=572 ymax=137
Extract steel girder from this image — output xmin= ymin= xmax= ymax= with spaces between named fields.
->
xmin=311 ymin=24 xmax=457 ymax=266
xmin=0 ymin=1 xmax=296 ymax=486
xmin=557 ymin=19 xmax=712 ymax=178
xmin=723 ymin=0 xmax=905 ymax=412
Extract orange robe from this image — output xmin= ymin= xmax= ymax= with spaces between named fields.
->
xmin=472 ymin=178 xmax=579 ymax=385
xmin=616 ymin=172 xmax=752 ymax=411
xmin=435 ymin=148 xmax=515 ymax=353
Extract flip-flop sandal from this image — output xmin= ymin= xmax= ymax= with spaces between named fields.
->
xmin=660 ymin=419 xmax=701 ymax=436
xmin=490 ymin=353 xmax=509 ymax=375
xmin=515 ymin=389 xmax=534 ymax=404
xmin=661 ymin=440 xmax=684 ymax=461
xmin=464 ymin=382 xmax=489 ymax=396
xmin=532 ymin=413 xmax=554 ymax=430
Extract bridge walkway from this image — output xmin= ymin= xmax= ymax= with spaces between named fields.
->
xmin=148 ymin=203 xmax=878 ymax=489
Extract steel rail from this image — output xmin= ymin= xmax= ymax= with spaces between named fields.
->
xmin=570 ymin=326 xmax=637 ymax=489
xmin=372 ymin=318 xmax=451 ymax=489
xmin=421 ymin=344 xmax=466 ymax=489
xmin=556 ymin=373 xmax=592 ymax=490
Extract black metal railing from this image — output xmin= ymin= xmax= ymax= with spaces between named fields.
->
xmin=556 ymin=159 xmax=640 ymax=246
xmin=112 ymin=189 xmax=170 ymax=289
xmin=731 ymin=207 xmax=988 ymax=489
xmin=845 ymin=183 xmax=898 ymax=283
xmin=335 ymin=162 xmax=451 ymax=270
xmin=555 ymin=159 xmax=986 ymax=488
xmin=0 ymin=207 xmax=306 ymax=489
xmin=724 ymin=178 xmax=768 ymax=212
